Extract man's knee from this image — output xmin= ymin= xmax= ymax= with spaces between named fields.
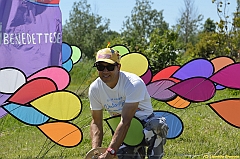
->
xmin=144 ymin=117 xmax=168 ymax=138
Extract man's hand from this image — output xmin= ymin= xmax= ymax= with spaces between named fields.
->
xmin=98 ymin=151 xmax=115 ymax=159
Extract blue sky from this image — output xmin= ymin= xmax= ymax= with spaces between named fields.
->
xmin=59 ymin=0 xmax=237 ymax=32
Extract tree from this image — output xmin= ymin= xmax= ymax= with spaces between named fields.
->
xmin=185 ymin=32 xmax=219 ymax=58
xmin=146 ymin=29 xmax=181 ymax=74
xmin=212 ymin=0 xmax=239 ymax=58
xmin=203 ymin=18 xmax=216 ymax=32
xmin=232 ymin=0 xmax=240 ymax=58
xmin=183 ymin=0 xmax=240 ymax=60
xmin=120 ymin=0 xmax=169 ymax=53
xmin=176 ymin=0 xmax=203 ymax=45
xmin=62 ymin=0 xmax=111 ymax=59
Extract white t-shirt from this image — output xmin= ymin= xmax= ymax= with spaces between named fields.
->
xmin=89 ymin=71 xmax=153 ymax=120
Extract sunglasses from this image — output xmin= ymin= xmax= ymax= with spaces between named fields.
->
xmin=94 ymin=63 xmax=118 ymax=71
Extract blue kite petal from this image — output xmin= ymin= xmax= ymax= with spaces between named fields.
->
xmin=62 ymin=43 xmax=72 ymax=63
xmin=3 ymin=103 xmax=49 ymax=126
xmin=153 ymin=111 xmax=183 ymax=139
xmin=62 ymin=59 xmax=73 ymax=72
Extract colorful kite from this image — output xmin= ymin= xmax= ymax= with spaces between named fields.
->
xmin=106 ymin=44 xmax=240 ymax=146
xmin=0 ymin=0 xmax=239 ymax=157
xmin=0 ymin=0 xmax=83 ymax=150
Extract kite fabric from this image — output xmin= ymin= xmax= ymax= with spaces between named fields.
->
xmin=0 ymin=0 xmax=62 ymax=106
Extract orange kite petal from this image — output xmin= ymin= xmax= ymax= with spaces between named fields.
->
xmin=208 ymin=99 xmax=240 ymax=128
xmin=167 ymin=96 xmax=191 ymax=109
xmin=38 ymin=122 xmax=83 ymax=147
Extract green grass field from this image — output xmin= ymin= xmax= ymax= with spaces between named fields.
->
xmin=0 ymin=60 xmax=240 ymax=159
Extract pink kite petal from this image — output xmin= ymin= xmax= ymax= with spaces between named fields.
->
xmin=141 ymin=69 xmax=152 ymax=85
xmin=208 ymin=99 xmax=240 ymax=128
xmin=8 ymin=78 xmax=57 ymax=104
xmin=210 ymin=63 xmax=240 ymax=89
xmin=169 ymin=77 xmax=216 ymax=102
xmin=28 ymin=67 xmax=70 ymax=90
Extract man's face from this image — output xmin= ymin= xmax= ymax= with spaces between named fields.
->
xmin=95 ymin=62 xmax=120 ymax=88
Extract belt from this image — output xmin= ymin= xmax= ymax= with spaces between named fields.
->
xmin=142 ymin=113 xmax=154 ymax=125
xmin=146 ymin=113 xmax=154 ymax=120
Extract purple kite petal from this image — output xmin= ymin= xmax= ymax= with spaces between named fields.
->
xmin=173 ymin=59 xmax=214 ymax=80
xmin=0 ymin=107 xmax=8 ymax=118
xmin=169 ymin=77 xmax=216 ymax=102
xmin=141 ymin=69 xmax=152 ymax=85
xmin=0 ymin=94 xmax=11 ymax=106
xmin=210 ymin=63 xmax=240 ymax=89
xmin=147 ymin=79 xmax=176 ymax=101
xmin=215 ymin=84 xmax=225 ymax=90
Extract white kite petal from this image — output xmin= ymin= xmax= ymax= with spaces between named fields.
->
xmin=0 ymin=68 xmax=26 ymax=94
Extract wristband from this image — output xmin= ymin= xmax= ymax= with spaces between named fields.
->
xmin=106 ymin=147 xmax=116 ymax=156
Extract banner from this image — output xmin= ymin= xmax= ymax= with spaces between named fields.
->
xmin=0 ymin=0 xmax=62 ymax=105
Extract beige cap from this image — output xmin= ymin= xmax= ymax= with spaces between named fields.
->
xmin=95 ymin=48 xmax=121 ymax=64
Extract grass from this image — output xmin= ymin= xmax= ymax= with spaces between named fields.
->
xmin=0 ymin=59 xmax=240 ymax=158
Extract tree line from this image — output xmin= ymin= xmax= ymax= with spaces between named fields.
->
xmin=63 ymin=0 xmax=240 ymax=74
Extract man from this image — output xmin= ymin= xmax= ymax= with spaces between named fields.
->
xmin=88 ymin=48 xmax=168 ymax=159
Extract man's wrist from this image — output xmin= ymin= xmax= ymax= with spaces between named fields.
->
xmin=106 ymin=147 xmax=117 ymax=156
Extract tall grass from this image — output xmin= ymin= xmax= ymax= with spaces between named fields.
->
xmin=0 ymin=59 xmax=239 ymax=158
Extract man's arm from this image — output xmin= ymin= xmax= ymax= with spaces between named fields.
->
xmin=90 ymin=109 xmax=103 ymax=148
xmin=109 ymin=102 xmax=139 ymax=151
xmin=98 ymin=103 xmax=139 ymax=159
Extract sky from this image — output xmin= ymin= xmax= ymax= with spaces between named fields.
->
xmin=59 ymin=0 xmax=237 ymax=32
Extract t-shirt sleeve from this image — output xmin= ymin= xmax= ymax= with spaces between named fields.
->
xmin=125 ymin=79 xmax=147 ymax=103
xmin=88 ymin=82 xmax=103 ymax=110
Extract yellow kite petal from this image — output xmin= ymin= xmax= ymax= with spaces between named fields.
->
xmin=120 ymin=53 xmax=149 ymax=77
xmin=31 ymin=91 xmax=81 ymax=121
